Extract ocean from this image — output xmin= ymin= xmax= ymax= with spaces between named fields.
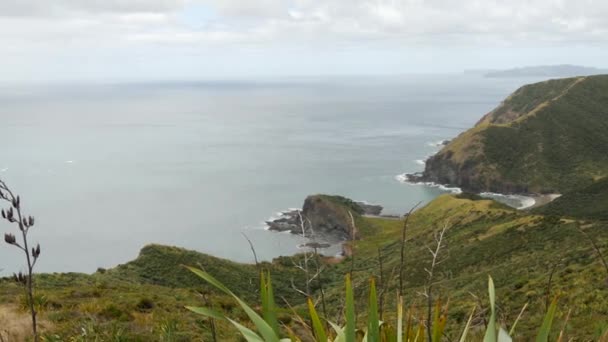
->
xmin=0 ymin=74 xmax=544 ymax=274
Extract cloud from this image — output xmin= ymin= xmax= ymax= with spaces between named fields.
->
xmin=3 ymin=1 xmax=608 ymax=45
xmin=0 ymin=0 xmax=186 ymax=17
xmin=1 ymin=0 xmax=607 ymax=80
xmin=181 ymin=0 xmax=608 ymax=44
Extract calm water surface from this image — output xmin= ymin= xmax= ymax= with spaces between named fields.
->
xmin=0 ymin=74 xmax=543 ymax=274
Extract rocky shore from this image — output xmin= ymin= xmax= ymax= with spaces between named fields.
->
xmin=266 ymin=195 xmax=384 ymax=244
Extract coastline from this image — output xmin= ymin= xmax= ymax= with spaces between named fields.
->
xmin=395 ymin=139 xmax=563 ymax=211
xmin=525 ymin=193 xmax=562 ymax=210
xmin=396 ymin=169 xmax=560 ymax=211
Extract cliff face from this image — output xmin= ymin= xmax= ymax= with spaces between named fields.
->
xmin=419 ymin=75 xmax=608 ymax=194
xmin=300 ymin=195 xmax=353 ymax=240
xmin=267 ymin=195 xmax=377 ymax=241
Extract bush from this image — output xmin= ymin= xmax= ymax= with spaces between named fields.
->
xmin=135 ymin=298 xmax=155 ymax=313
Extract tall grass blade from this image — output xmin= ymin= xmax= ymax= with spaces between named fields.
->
xmin=414 ymin=317 xmax=425 ymax=342
xmin=458 ymin=306 xmax=475 ymax=342
xmin=308 ymin=298 xmax=328 ymax=342
xmin=227 ymin=318 xmax=265 ymax=342
xmin=284 ymin=324 xmax=301 ymax=342
xmin=498 ymin=328 xmax=512 ymax=342
xmin=185 ymin=306 xmax=225 ymax=320
xmin=186 ymin=266 xmax=280 ymax=342
xmin=431 ymin=299 xmax=447 ymax=342
xmin=535 ymin=297 xmax=558 ymax=342
xmin=397 ymin=296 xmax=403 ymax=342
xmin=330 ymin=321 xmax=346 ymax=342
xmin=367 ymin=277 xmax=380 ymax=342
xmin=381 ymin=324 xmax=396 ymax=342
xmin=556 ymin=308 xmax=571 ymax=342
xmin=345 ymin=274 xmax=356 ymax=342
xmin=484 ymin=276 xmax=497 ymax=342
xmin=261 ymin=271 xmax=280 ymax=336
xmin=404 ymin=306 xmax=414 ymax=342
xmin=509 ymin=302 xmax=528 ymax=336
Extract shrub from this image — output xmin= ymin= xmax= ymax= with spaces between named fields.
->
xmin=135 ymin=298 xmax=155 ymax=313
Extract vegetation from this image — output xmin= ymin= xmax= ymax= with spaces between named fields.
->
xmin=423 ymin=74 xmax=608 ymax=193
xmin=2 ymin=193 xmax=607 ymax=340
xmin=186 ymin=266 xmax=585 ymax=341
xmin=1 ymin=180 xmax=42 ymax=341
xmin=535 ymin=177 xmax=608 ymax=221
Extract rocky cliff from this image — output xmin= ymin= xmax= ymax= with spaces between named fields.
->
xmin=267 ymin=195 xmax=381 ymax=241
xmin=413 ymin=75 xmax=608 ymax=194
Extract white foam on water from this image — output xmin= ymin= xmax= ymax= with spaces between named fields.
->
xmin=263 ymin=207 xmax=302 ymax=230
xmin=415 ymin=159 xmax=426 ymax=165
xmin=395 ymin=173 xmax=408 ymax=183
xmin=65 ymin=160 xmax=74 ymax=164
xmin=517 ymin=197 xmax=536 ymax=210
xmin=266 ymin=211 xmax=287 ymax=222
xmin=0 ymin=168 xmax=7 ymax=172
xmin=395 ymin=173 xmax=462 ymax=194
xmin=427 ymin=140 xmax=446 ymax=147
xmin=480 ymin=192 xmax=536 ymax=210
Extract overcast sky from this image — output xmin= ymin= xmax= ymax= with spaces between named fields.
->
xmin=2 ymin=0 xmax=608 ymax=82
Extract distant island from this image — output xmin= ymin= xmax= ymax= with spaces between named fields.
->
xmin=484 ymin=64 xmax=607 ymax=78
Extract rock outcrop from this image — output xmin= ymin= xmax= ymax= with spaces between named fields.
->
xmin=267 ymin=195 xmax=383 ymax=242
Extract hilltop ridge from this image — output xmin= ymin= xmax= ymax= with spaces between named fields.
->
xmin=416 ymin=74 xmax=608 ymax=194
xmin=484 ymin=64 xmax=608 ymax=78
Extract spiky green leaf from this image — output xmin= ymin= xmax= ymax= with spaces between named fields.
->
xmin=345 ymin=274 xmax=356 ymax=342
xmin=261 ymin=271 xmax=280 ymax=336
xmin=186 ymin=266 xmax=280 ymax=342
xmin=330 ymin=321 xmax=346 ymax=342
xmin=227 ymin=318 xmax=265 ymax=342
xmin=458 ymin=306 xmax=475 ymax=342
xmin=367 ymin=277 xmax=379 ymax=342
xmin=185 ymin=306 xmax=225 ymax=320
xmin=535 ymin=298 xmax=558 ymax=342
xmin=484 ymin=276 xmax=497 ymax=342
xmin=308 ymin=298 xmax=328 ymax=342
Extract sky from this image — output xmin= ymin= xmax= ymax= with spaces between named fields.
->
xmin=2 ymin=0 xmax=608 ymax=82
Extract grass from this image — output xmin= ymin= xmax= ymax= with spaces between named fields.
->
xmin=1 ymin=194 xmax=607 ymax=340
xmin=534 ymin=177 xmax=608 ymax=221
xmin=322 ymin=195 xmax=608 ymax=339
xmin=424 ymin=74 xmax=608 ymax=194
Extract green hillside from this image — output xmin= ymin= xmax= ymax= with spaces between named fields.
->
xmin=422 ymin=75 xmax=608 ymax=194
xmin=3 ymin=194 xmax=607 ymax=340
xmin=535 ymin=177 xmax=608 ymax=220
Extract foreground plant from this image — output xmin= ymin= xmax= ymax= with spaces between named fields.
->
xmin=184 ymin=266 xmax=602 ymax=341
xmin=481 ymin=276 xmax=558 ymax=342
xmin=1 ymin=179 xmax=41 ymax=341
xmin=186 ymin=265 xmax=433 ymax=342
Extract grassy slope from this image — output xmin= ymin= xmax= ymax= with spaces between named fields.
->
xmin=534 ymin=177 xmax=608 ymax=221
xmin=0 ymin=272 xmax=214 ymax=341
xmin=0 ymin=247 xmax=310 ymax=341
xmin=2 ymin=195 xmax=607 ymax=340
xmin=330 ymin=195 xmax=608 ymax=339
xmin=426 ymin=75 xmax=608 ymax=193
